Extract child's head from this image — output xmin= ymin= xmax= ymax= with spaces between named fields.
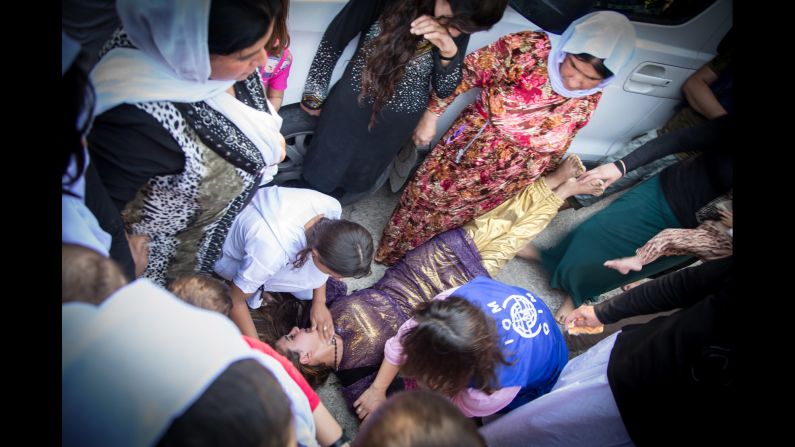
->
xmin=157 ymin=359 xmax=294 ymax=447
xmin=400 ymin=296 xmax=508 ymax=397
xmin=266 ymin=0 xmax=290 ymax=56
xmin=354 ymin=389 xmax=486 ymax=447
xmin=294 ymin=218 xmax=373 ymax=279
xmin=62 ymin=243 xmax=129 ymax=304
xmin=167 ymin=274 xmax=233 ymax=316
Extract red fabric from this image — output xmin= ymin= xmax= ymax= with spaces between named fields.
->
xmin=243 ymin=335 xmax=320 ymax=411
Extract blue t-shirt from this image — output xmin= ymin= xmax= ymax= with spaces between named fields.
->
xmin=453 ymin=276 xmax=568 ymax=409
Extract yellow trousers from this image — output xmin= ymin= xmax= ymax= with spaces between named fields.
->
xmin=464 ymin=177 xmax=563 ymax=277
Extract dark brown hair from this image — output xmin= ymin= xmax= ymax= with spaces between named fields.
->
xmin=359 ymin=0 xmax=507 ymax=128
xmin=281 ymin=348 xmax=333 ymax=389
xmin=266 ymin=0 xmax=290 ymax=56
xmin=168 ymin=274 xmax=233 ymax=316
xmin=208 ymin=0 xmax=281 ymax=55
xmin=293 ymin=218 xmax=373 ymax=279
xmin=157 ymin=359 xmax=292 ymax=447
xmin=354 ymin=389 xmax=486 ymax=447
xmin=400 ymin=296 xmax=509 ymax=396
xmin=572 ymin=53 xmax=614 ymax=79
xmin=62 ymin=243 xmax=129 ymax=304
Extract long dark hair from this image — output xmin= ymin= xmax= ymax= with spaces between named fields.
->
xmin=293 ymin=218 xmax=373 ymax=279
xmin=266 ymin=0 xmax=290 ymax=56
xmin=281 ymin=348 xmax=334 ymax=389
xmin=208 ymin=0 xmax=282 ymax=55
xmin=360 ymin=0 xmax=507 ymax=128
xmin=400 ymin=296 xmax=510 ymax=396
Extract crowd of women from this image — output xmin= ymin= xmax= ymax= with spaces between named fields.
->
xmin=62 ymin=0 xmax=734 ymax=445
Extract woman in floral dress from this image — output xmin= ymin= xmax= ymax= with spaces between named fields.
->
xmin=376 ymin=11 xmax=636 ymax=265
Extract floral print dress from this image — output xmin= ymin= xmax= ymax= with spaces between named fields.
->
xmin=376 ymin=31 xmax=601 ymax=265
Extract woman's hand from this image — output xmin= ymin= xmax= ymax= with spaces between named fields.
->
xmin=300 ymin=102 xmax=322 ymax=117
xmin=413 ymin=110 xmax=439 ymax=147
xmin=310 ymin=300 xmax=334 ymax=344
xmin=410 ymin=15 xmax=457 ymax=58
xmin=353 ymin=384 xmax=387 ymax=420
xmin=563 ymin=304 xmax=601 ymax=330
xmin=577 ymin=163 xmax=623 ymax=189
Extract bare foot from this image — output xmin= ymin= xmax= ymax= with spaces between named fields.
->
xmin=553 ymin=177 xmax=605 ymax=200
xmin=555 ymin=295 xmax=576 ymax=324
xmin=604 ymin=256 xmax=643 ymax=275
xmin=516 ymin=243 xmax=540 ymax=261
xmin=546 ymin=155 xmax=586 ymax=190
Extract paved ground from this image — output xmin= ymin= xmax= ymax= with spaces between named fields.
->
xmin=320 ymin=182 xmax=625 ymax=438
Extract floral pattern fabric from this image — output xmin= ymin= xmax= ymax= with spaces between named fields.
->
xmin=376 ymin=31 xmax=601 ymax=265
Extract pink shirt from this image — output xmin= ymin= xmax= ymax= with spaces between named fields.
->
xmin=383 ymin=287 xmax=520 ymax=417
xmin=259 ymin=48 xmax=293 ymax=91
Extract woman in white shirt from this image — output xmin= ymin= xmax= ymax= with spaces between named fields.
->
xmin=215 ymin=186 xmax=373 ymax=342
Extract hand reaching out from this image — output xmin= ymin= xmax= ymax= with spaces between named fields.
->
xmin=563 ymin=304 xmax=601 ymax=330
xmin=577 ymin=163 xmax=623 ymax=189
xmin=353 ymin=385 xmax=387 ymax=420
xmin=300 ymin=102 xmax=321 ymax=117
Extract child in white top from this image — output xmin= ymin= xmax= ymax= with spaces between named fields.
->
xmin=215 ymin=186 xmax=373 ymax=342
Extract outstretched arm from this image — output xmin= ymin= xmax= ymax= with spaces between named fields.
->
xmin=353 ymin=358 xmax=400 ymax=420
xmin=229 ymin=284 xmax=259 ymax=339
xmin=310 ymin=283 xmax=333 ymax=344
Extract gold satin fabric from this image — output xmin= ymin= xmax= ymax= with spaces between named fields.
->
xmin=464 ymin=177 xmax=563 ymax=277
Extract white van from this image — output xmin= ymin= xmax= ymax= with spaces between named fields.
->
xmin=276 ymin=0 xmax=732 ymax=190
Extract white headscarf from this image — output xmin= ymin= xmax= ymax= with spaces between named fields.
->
xmin=547 ymin=11 xmax=636 ymax=98
xmin=90 ymin=0 xmax=283 ymax=175
xmin=62 ymin=279 xmax=318 ymax=447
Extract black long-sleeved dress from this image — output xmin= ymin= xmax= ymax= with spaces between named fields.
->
xmin=300 ymin=0 xmax=469 ymax=194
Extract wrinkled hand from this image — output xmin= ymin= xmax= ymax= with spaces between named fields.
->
xmin=577 ymin=163 xmax=623 ymax=189
xmin=353 ymin=385 xmax=387 ymax=420
xmin=563 ymin=304 xmax=601 ymax=330
xmin=410 ymin=15 xmax=457 ymax=57
xmin=300 ymin=102 xmax=322 ymax=117
xmin=718 ymin=209 xmax=733 ymax=228
xmin=413 ymin=111 xmax=438 ymax=147
xmin=310 ymin=301 xmax=334 ymax=344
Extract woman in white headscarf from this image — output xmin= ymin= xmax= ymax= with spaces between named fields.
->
xmin=376 ymin=11 xmax=636 ymax=265
xmin=86 ymin=0 xmax=286 ymax=285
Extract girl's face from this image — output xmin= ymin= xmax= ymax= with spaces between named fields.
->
xmin=209 ymin=22 xmax=274 ymax=81
xmin=559 ymin=53 xmax=604 ymax=91
xmin=275 ymin=326 xmax=323 ymax=365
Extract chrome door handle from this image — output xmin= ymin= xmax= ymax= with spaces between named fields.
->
xmin=629 ymin=72 xmax=672 ymax=87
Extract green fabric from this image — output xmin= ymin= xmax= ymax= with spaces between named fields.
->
xmin=541 ymin=175 xmax=692 ymax=305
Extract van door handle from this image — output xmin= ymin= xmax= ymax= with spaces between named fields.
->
xmin=629 ymin=72 xmax=672 ymax=87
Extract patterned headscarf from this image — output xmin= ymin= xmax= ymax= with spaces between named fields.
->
xmin=547 ymin=11 xmax=636 ymax=98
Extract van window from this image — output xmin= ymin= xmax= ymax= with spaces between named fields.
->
xmin=595 ymin=0 xmax=717 ymax=25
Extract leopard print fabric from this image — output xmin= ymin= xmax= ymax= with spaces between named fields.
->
xmin=103 ymin=29 xmax=269 ymax=285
